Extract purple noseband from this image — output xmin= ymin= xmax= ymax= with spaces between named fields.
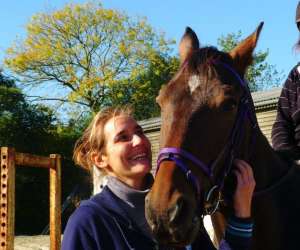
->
xmin=157 ymin=147 xmax=213 ymax=199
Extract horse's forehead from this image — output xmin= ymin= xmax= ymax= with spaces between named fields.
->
xmin=188 ymin=75 xmax=201 ymax=93
xmin=158 ymin=55 xmax=238 ymax=108
xmin=157 ymin=69 xmax=187 ymax=105
xmin=158 ymin=71 xmax=221 ymax=108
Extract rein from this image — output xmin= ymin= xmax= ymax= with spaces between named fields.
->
xmin=156 ymin=60 xmax=258 ymax=215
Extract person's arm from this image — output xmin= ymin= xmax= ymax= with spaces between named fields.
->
xmin=223 ymin=159 xmax=255 ymax=250
xmin=272 ymin=68 xmax=300 ymax=159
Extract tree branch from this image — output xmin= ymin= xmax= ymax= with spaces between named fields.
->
xmin=25 ymin=95 xmax=90 ymax=107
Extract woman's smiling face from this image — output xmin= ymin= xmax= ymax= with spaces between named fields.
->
xmin=98 ymin=115 xmax=152 ymax=189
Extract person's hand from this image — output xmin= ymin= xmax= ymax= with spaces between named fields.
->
xmin=233 ymin=159 xmax=256 ymax=218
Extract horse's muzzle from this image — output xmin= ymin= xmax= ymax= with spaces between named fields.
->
xmin=145 ymin=194 xmax=200 ymax=246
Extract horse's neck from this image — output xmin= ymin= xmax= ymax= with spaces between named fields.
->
xmin=250 ymin=131 xmax=289 ymax=190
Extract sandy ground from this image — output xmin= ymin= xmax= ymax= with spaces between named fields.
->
xmin=14 ymin=235 xmax=52 ymax=250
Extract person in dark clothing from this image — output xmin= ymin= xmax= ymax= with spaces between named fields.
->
xmin=62 ymin=106 xmax=256 ymax=250
xmin=272 ymin=2 xmax=300 ymax=161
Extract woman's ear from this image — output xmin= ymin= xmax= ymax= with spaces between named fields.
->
xmin=92 ymin=152 xmax=108 ymax=170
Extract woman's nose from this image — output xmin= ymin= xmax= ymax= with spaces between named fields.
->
xmin=132 ymin=134 xmax=143 ymax=146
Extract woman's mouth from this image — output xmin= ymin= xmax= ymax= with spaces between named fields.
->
xmin=129 ymin=152 xmax=150 ymax=164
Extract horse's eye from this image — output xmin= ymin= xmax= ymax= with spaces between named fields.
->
xmin=222 ymin=99 xmax=237 ymax=111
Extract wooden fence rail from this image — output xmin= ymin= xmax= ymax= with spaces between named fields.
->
xmin=0 ymin=147 xmax=61 ymax=250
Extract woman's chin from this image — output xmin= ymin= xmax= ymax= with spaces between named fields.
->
xmin=130 ymin=160 xmax=152 ymax=173
xmin=135 ymin=166 xmax=152 ymax=177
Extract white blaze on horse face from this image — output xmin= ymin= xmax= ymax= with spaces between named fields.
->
xmin=188 ymin=75 xmax=201 ymax=93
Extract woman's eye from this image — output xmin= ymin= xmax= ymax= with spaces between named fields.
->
xmin=222 ymin=99 xmax=237 ymax=111
xmin=116 ymin=134 xmax=130 ymax=142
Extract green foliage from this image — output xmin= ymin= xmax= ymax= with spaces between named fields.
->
xmin=217 ymin=31 xmax=283 ymax=91
xmin=0 ymin=72 xmax=55 ymax=152
xmin=5 ymin=1 xmax=175 ymax=118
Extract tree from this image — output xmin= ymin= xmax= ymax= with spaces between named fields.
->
xmin=0 ymin=71 xmax=90 ymax=234
xmin=107 ymin=54 xmax=179 ymax=120
xmin=217 ymin=31 xmax=283 ymax=91
xmin=5 ymin=1 xmax=175 ymax=114
xmin=0 ymin=71 xmax=55 ymax=152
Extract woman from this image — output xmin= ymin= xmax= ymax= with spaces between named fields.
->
xmin=62 ymin=106 xmax=255 ymax=250
xmin=272 ymin=1 xmax=300 ymax=162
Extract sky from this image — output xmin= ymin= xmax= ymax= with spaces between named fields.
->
xmin=1 ymin=0 xmax=300 ymax=83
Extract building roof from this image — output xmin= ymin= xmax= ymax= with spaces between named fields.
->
xmin=139 ymin=117 xmax=161 ymax=132
xmin=251 ymin=87 xmax=281 ymax=111
xmin=139 ymin=87 xmax=282 ymax=132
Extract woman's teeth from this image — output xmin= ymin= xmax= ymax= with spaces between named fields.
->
xmin=132 ymin=153 xmax=147 ymax=161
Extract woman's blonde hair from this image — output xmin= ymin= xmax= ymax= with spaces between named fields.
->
xmin=73 ymin=106 xmax=133 ymax=172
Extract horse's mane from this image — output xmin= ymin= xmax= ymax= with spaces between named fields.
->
xmin=187 ymin=46 xmax=232 ymax=73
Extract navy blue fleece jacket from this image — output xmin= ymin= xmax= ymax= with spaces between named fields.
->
xmin=62 ymin=186 xmax=252 ymax=250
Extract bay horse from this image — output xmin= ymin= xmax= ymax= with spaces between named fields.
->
xmin=145 ymin=23 xmax=300 ymax=250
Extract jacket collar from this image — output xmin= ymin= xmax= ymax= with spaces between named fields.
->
xmin=82 ymin=185 xmax=157 ymax=244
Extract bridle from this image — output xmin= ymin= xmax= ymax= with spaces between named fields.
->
xmin=156 ymin=60 xmax=258 ymax=216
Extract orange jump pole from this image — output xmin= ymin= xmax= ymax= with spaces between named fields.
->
xmin=50 ymin=154 xmax=61 ymax=250
xmin=0 ymin=147 xmax=15 ymax=250
xmin=0 ymin=147 xmax=62 ymax=250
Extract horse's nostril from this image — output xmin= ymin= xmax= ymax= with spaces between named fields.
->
xmin=168 ymin=198 xmax=184 ymax=223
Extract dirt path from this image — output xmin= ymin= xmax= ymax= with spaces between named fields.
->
xmin=14 ymin=235 xmax=51 ymax=250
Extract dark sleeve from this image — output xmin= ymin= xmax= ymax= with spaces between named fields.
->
xmin=271 ymin=67 xmax=300 ymax=159
xmin=223 ymin=215 xmax=253 ymax=250
xmin=189 ymin=215 xmax=253 ymax=250
xmin=62 ymin=207 xmax=99 ymax=250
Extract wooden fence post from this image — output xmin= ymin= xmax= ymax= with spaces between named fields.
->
xmin=49 ymin=154 xmax=61 ymax=250
xmin=0 ymin=148 xmax=62 ymax=249
xmin=0 ymin=147 xmax=15 ymax=250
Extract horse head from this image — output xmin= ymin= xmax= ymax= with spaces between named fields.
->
xmin=145 ymin=23 xmax=263 ymax=246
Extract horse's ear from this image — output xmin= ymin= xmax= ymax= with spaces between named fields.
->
xmin=229 ymin=22 xmax=264 ymax=76
xmin=179 ymin=27 xmax=200 ymax=64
